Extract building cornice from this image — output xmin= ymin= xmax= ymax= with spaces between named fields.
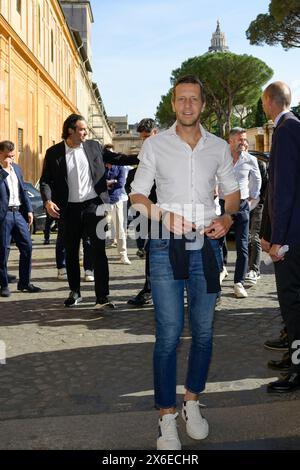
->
xmin=59 ymin=1 xmax=94 ymax=23
xmin=0 ymin=12 xmax=78 ymax=111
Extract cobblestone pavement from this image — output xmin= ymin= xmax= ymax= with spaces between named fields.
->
xmin=0 ymin=234 xmax=299 ymax=450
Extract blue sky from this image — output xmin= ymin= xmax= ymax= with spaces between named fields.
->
xmin=90 ymin=0 xmax=300 ymax=123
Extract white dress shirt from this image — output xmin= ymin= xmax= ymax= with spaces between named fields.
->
xmin=131 ymin=122 xmax=239 ymax=227
xmin=231 ymin=152 xmax=262 ymax=200
xmin=65 ymin=143 xmax=97 ymax=203
xmin=274 ymin=110 xmax=290 ymax=127
xmin=7 ymin=166 xmax=21 ymax=206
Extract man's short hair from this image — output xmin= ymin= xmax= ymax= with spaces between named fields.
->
xmin=104 ymin=143 xmax=114 ymax=151
xmin=229 ymin=127 xmax=246 ymax=138
xmin=137 ymin=118 xmax=156 ymax=133
xmin=264 ymin=82 xmax=291 ymax=108
xmin=62 ymin=113 xmax=86 ymax=140
xmin=172 ymin=75 xmax=206 ymax=103
xmin=0 ymin=140 xmax=15 ymax=152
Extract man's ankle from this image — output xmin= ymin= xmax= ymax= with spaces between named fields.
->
xmin=159 ymin=407 xmax=176 ymax=418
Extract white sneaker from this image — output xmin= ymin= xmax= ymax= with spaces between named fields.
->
xmin=182 ymin=401 xmax=209 ymax=440
xmin=219 ymin=266 xmax=228 ymax=284
xmin=120 ymin=255 xmax=131 ymax=265
xmin=157 ymin=413 xmax=181 ymax=450
xmin=84 ymin=270 xmax=94 ymax=282
xmin=57 ymin=268 xmax=67 ymax=280
xmin=234 ymin=282 xmax=248 ymax=298
xmin=245 ymin=270 xmax=258 ymax=285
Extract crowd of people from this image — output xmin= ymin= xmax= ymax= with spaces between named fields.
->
xmin=0 ymin=76 xmax=300 ymax=450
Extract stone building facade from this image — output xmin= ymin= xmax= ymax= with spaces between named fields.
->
xmin=0 ymin=0 xmax=112 ymax=183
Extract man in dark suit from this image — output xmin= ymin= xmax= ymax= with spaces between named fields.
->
xmin=40 ymin=114 xmax=138 ymax=308
xmin=0 ymin=141 xmax=41 ymax=297
xmin=127 ymin=118 xmax=158 ymax=307
xmin=261 ymin=81 xmax=300 ymax=393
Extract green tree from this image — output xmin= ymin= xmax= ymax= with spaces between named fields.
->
xmin=292 ymin=103 xmax=300 ymax=116
xmin=254 ymin=98 xmax=268 ymax=127
xmin=156 ymin=52 xmax=273 ymax=138
xmin=246 ymin=0 xmax=300 ymax=49
xmin=156 ymin=90 xmax=176 ymax=128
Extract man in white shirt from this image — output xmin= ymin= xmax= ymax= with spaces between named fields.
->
xmin=0 ymin=141 xmax=41 ymax=297
xmin=219 ymin=128 xmax=261 ymax=298
xmin=40 ymin=114 xmax=138 ymax=308
xmin=130 ymin=75 xmax=240 ymax=450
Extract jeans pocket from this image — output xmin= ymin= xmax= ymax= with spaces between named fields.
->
xmin=150 ymin=239 xmax=173 ymax=280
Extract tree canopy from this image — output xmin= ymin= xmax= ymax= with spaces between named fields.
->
xmin=246 ymin=0 xmax=300 ymax=49
xmin=156 ymin=52 xmax=273 ymax=138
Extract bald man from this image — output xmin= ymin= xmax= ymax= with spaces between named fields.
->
xmin=261 ymin=81 xmax=300 ymax=393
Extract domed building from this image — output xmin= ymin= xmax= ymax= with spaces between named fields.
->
xmin=208 ymin=20 xmax=229 ymax=53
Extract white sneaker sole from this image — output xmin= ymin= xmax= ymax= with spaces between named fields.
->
xmin=64 ymin=297 xmax=82 ymax=307
xmin=157 ymin=438 xmax=181 ymax=451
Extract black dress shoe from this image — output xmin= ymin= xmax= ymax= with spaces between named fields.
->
xmin=264 ymin=328 xmax=289 ymax=351
xmin=0 ymin=287 xmax=11 ymax=297
xmin=7 ymin=274 xmax=17 ymax=283
xmin=268 ymin=352 xmax=291 ymax=372
xmin=64 ymin=291 xmax=82 ymax=307
xmin=17 ymin=284 xmax=42 ymax=293
xmin=267 ymin=372 xmax=300 ymax=393
xmin=43 ymin=239 xmax=50 ymax=245
xmin=127 ymin=289 xmax=152 ymax=307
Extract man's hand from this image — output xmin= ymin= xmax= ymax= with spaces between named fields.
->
xmin=0 ymin=153 xmax=14 ymax=170
xmin=203 ymin=214 xmax=233 ymax=239
xmin=261 ymin=238 xmax=271 ymax=253
xmin=28 ymin=212 xmax=33 ymax=226
xmin=106 ymin=179 xmax=116 ymax=189
xmin=162 ymin=212 xmax=195 ymax=236
xmin=269 ymin=244 xmax=285 ymax=263
xmin=45 ymin=200 xmax=60 ymax=218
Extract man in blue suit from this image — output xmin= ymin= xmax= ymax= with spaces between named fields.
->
xmin=0 ymin=141 xmax=41 ymax=297
xmin=261 ymin=82 xmax=300 ymax=393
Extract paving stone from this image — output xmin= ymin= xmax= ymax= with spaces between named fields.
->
xmin=0 ymin=234 xmax=295 ymax=449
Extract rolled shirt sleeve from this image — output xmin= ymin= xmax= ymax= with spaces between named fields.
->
xmin=248 ymin=155 xmax=262 ymax=200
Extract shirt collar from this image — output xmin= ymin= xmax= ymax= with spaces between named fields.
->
xmin=274 ymin=110 xmax=290 ymax=127
xmin=167 ymin=121 xmax=208 ymax=142
xmin=240 ymin=151 xmax=249 ymax=159
xmin=234 ymin=151 xmax=248 ymax=165
xmin=65 ymin=141 xmax=83 ymax=153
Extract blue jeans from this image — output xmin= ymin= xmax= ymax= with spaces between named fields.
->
xmin=0 ymin=211 xmax=32 ymax=288
xmin=150 ymin=238 xmax=221 ymax=409
xmin=233 ymin=200 xmax=250 ymax=284
xmin=220 ymin=199 xmax=250 ymax=284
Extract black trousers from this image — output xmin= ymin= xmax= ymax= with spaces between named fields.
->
xmin=248 ymin=204 xmax=263 ymax=273
xmin=55 ymin=219 xmax=94 ymax=271
xmin=64 ymin=200 xmax=109 ymax=300
xmin=274 ymin=245 xmax=300 ymax=372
